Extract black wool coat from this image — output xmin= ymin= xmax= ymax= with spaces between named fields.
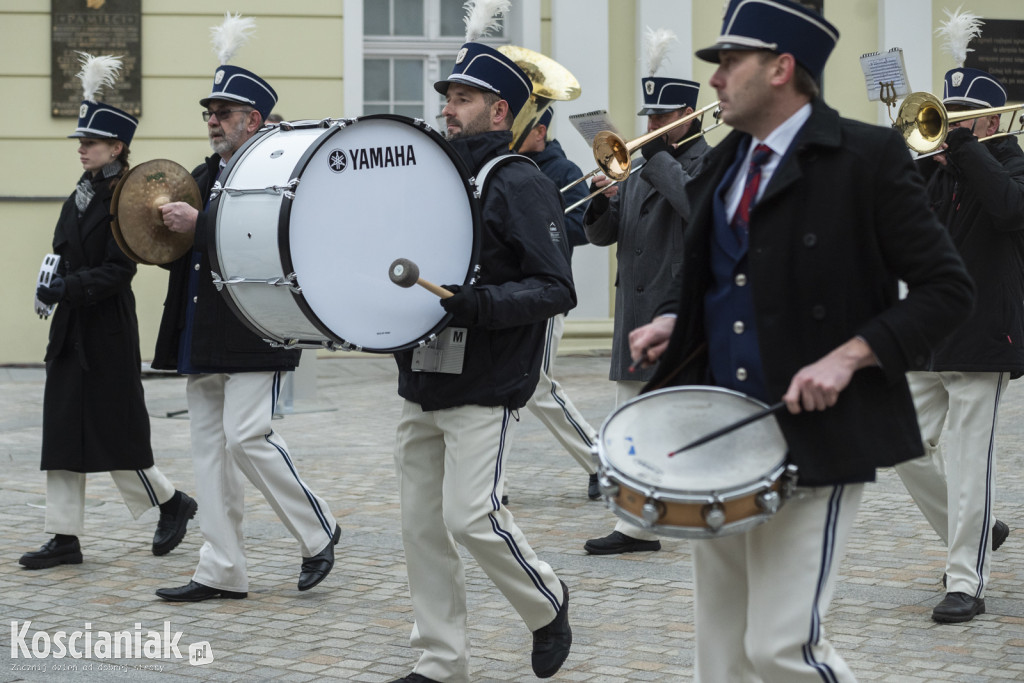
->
xmin=645 ymin=98 xmax=974 ymax=486
xmin=41 ymin=170 xmax=155 ymax=473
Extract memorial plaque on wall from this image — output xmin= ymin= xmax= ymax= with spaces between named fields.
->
xmin=965 ymin=19 xmax=1024 ymax=102
xmin=51 ymin=0 xmax=141 ymax=117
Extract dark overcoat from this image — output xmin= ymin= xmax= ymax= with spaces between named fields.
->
xmin=645 ymin=98 xmax=974 ymax=486
xmin=41 ymin=170 xmax=155 ymax=473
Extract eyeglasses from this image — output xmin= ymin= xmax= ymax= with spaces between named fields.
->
xmin=202 ymin=108 xmax=250 ymax=122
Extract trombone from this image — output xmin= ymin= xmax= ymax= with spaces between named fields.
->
xmin=895 ymin=91 xmax=1024 ymax=155
xmin=561 ymin=102 xmax=723 ymax=214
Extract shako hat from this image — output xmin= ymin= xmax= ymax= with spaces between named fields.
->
xmin=68 ymin=53 xmax=137 ymax=146
xmin=639 ymin=27 xmax=700 ymax=116
xmin=936 ymin=8 xmax=1006 ymax=109
xmin=199 ymin=13 xmax=277 ymax=121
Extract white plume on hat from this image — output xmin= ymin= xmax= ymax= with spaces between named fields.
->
xmin=210 ymin=11 xmax=256 ymax=65
xmin=936 ymin=6 xmax=984 ymax=68
xmin=463 ymin=0 xmax=510 ymax=42
xmin=644 ymin=27 xmax=677 ymax=77
xmin=75 ymin=52 xmax=122 ymax=103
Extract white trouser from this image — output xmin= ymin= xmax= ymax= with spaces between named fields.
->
xmin=894 ymin=370 xmax=1006 ymax=597
xmin=694 ymin=484 xmax=863 ymax=683
xmin=44 ymin=467 xmax=175 ymax=536
xmin=610 ymin=380 xmax=660 ymax=540
xmin=526 ymin=314 xmax=599 ymax=475
xmin=186 ymin=372 xmax=337 ymax=593
xmin=394 ymin=400 xmax=564 ymax=683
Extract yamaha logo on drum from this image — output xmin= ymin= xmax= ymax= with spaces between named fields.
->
xmin=342 ymin=145 xmax=418 ymax=172
xmin=328 ymin=149 xmax=348 ymax=173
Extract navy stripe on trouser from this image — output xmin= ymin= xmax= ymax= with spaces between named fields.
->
xmin=264 ymin=371 xmax=333 ymax=540
xmin=802 ymin=485 xmax=845 ymax=683
xmin=486 ymin=407 xmax=561 ymax=614
xmin=542 ymin=317 xmax=594 ymax=448
xmin=972 ymin=371 xmax=1003 ymax=598
xmin=134 ymin=470 xmax=159 ymax=506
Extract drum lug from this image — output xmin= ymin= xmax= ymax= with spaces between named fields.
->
xmin=757 ymin=490 xmax=781 ymax=514
xmin=702 ymin=503 xmax=727 ymax=532
xmin=597 ymin=472 xmax=618 ymax=499
xmin=641 ymin=498 xmax=665 ymax=527
xmin=781 ymin=464 xmax=799 ymax=499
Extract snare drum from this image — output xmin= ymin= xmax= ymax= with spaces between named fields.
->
xmin=210 ymin=115 xmax=480 ymax=352
xmin=596 ymin=386 xmax=795 ymax=539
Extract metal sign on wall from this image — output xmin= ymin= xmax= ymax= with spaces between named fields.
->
xmin=51 ymin=0 xmax=141 ymax=117
xmin=965 ymin=19 xmax=1024 ymax=102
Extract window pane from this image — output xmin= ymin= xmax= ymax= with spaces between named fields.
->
xmin=394 ymin=59 xmax=423 ymax=101
xmin=395 ymin=104 xmax=422 ymax=119
xmin=364 ymin=59 xmax=391 ymax=101
xmin=365 ymin=103 xmax=391 ymax=115
xmin=440 ymin=0 xmax=463 ymax=37
xmin=394 ymin=0 xmax=424 ymax=36
xmin=439 ymin=57 xmax=456 ymax=81
xmin=364 ymin=1 xmax=389 ymax=35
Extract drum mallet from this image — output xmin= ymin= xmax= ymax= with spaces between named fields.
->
xmin=389 ymin=258 xmax=454 ymax=299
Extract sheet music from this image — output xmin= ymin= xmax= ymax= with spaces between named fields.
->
xmin=568 ymin=110 xmax=619 ymax=146
xmin=860 ymin=48 xmax=911 ymax=102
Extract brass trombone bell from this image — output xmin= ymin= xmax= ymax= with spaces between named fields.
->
xmin=592 ymin=101 xmax=721 ymax=181
xmin=498 ymin=45 xmax=581 ymax=151
xmin=896 ymin=91 xmax=1024 ymax=154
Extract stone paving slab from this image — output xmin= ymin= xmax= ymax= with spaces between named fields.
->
xmin=1 ymin=356 xmax=1023 ymax=682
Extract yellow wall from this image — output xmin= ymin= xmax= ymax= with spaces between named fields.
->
xmin=1 ymin=1 xmax=344 ymax=364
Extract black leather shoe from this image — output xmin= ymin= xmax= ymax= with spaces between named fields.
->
xmin=153 ymin=491 xmax=198 ymax=556
xmin=588 ymin=473 xmax=601 ymax=500
xmin=390 ymin=674 xmax=441 ymax=683
xmin=584 ymin=530 xmax=661 ymax=555
xmin=298 ymin=525 xmax=341 ymax=591
xmin=19 ymin=536 xmax=83 ymax=569
xmin=532 ymin=580 xmax=572 ymax=678
xmin=993 ymin=519 xmax=1009 ymax=551
xmin=932 ymin=592 xmax=985 ymax=623
xmin=155 ymin=580 xmax=247 ymax=602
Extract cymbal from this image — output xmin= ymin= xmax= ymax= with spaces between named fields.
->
xmin=110 ymin=159 xmax=201 ymax=265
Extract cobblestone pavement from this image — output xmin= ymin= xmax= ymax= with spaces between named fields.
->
xmin=1 ymin=355 xmax=1023 ymax=682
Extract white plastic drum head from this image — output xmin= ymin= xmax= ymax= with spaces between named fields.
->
xmin=286 ymin=117 xmax=476 ymax=351
xmin=600 ymin=387 xmax=787 ymax=492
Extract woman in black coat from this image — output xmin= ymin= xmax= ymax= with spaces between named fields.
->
xmin=19 ymin=62 xmax=196 ymax=570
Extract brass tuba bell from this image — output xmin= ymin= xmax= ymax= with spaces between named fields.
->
xmin=497 ymin=45 xmax=581 ymax=152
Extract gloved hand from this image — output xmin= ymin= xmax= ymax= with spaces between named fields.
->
xmin=641 ymin=136 xmax=672 ymax=161
xmin=440 ymin=284 xmax=480 ymax=326
xmin=36 ymin=276 xmax=66 ymax=305
xmin=944 ymin=126 xmax=976 ymax=153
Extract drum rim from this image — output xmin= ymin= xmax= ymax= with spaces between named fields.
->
xmin=208 ymin=125 xmax=287 ymax=345
xmin=277 ymin=113 xmax=483 ymax=353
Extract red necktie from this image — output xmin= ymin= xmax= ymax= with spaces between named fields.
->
xmin=730 ymin=144 xmax=773 ymax=238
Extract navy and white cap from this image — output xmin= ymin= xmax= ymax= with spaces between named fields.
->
xmin=638 ymin=77 xmax=700 ymax=116
xmin=434 ymin=42 xmax=533 ymax=119
xmin=943 ymin=67 xmax=1007 ymax=109
xmin=696 ymin=0 xmax=839 ymax=80
xmin=200 ymin=64 xmax=278 ymax=122
xmin=68 ymin=101 xmax=138 ymax=146
xmin=538 ymin=107 xmax=553 ymax=129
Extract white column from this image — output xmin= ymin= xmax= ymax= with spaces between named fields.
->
xmin=879 ymin=0 xmax=932 ymax=125
xmin=343 ymin=0 xmax=364 ymax=116
xmin=551 ymin=0 xmax=611 ymax=319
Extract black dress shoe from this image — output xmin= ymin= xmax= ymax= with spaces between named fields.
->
xmin=155 ymin=580 xmax=247 ymax=602
xmin=19 ymin=536 xmax=83 ymax=569
xmin=153 ymin=491 xmax=198 ymax=556
xmin=298 ymin=525 xmax=341 ymax=591
xmin=587 ymin=473 xmax=601 ymax=500
xmin=390 ymin=674 xmax=441 ymax=683
xmin=532 ymin=580 xmax=572 ymax=678
xmin=583 ymin=530 xmax=661 ymax=555
xmin=932 ymin=592 xmax=985 ymax=623
xmin=993 ymin=519 xmax=1009 ymax=551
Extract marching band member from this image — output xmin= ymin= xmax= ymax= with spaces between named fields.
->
xmin=628 ymin=0 xmax=972 ymax=678
xmin=20 ymin=54 xmax=197 ymax=570
xmin=583 ymin=27 xmax=712 ymax=555
xmin=894 ymin=8 xmax=1024 ymax=624
xmin=153 ymin=14 xmax=339 ymax=602
xmin=390 ymin=3 xmax=575 ymax=680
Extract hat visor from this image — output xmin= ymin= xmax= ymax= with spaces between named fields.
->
xmin=695 ymin=41 xmax=771 ymax=64
xmin=67 ymin=130 xmax=118 ymax=140
xmin=637 ymin=104 xmax=689 ymax=116
xmin=433 ymin=74 xmax=501 ymax=97
xmin=942 ymin=96 xmax=997 ymax=110
xmin=199 ymin=92 xmax=256 ymax=109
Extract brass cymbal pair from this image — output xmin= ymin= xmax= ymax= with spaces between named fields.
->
xmin=110 ymin=159 xmax=201 ymax=265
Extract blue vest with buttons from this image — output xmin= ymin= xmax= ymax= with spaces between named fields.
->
xmin=705 ymin=141 xmax=770 ymax=403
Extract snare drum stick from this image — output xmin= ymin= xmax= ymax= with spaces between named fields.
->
xmin=388 ymin=258 xmax=454 ymax=299
xmin=667 ymin=401 xmax=785 ymax=457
